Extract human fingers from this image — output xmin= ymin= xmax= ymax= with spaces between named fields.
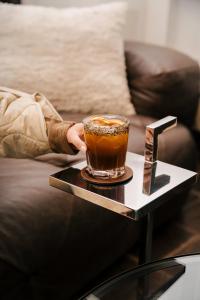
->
xmin=67 ymin=123 xmax=87 ymax=152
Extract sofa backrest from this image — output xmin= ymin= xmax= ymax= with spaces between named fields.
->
xmin=125 ymin=41 xmax=200 ymax=128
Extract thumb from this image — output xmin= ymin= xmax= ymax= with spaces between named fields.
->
xmin=71 ymin=135 xmax=86 ymax=152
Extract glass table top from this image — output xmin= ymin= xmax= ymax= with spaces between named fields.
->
xmin=49 ymin=152 xmax=197 ymax=220
xmin=80 ymin=254 xmax=200 ymax=300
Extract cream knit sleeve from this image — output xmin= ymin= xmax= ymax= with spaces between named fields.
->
xmin=0 ymin=87 xmax=77 ymax=158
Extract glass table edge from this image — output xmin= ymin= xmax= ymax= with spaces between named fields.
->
xmin=77 ymin=252 xmax=200 ymax=300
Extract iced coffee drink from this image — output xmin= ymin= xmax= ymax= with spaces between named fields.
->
xmin=83 ymin=114 xmax=129 ymax=179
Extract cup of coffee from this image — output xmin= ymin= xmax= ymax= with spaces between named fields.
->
xmin=83 ymin=114 xmax=129 ymax=179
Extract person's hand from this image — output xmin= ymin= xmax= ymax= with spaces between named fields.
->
xmin=67 ymin=123 xmax=87 ymax=152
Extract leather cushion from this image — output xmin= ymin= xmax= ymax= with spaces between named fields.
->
xmin=125 ymin=41 xmax=200 ymax=127
xmin=0 ymin=157 xmax=137 ymax=299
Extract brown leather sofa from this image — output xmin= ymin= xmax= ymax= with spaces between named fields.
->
xmin=0 ymin=41 xmax=199 ymax=300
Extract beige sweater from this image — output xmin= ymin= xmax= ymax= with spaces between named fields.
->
xmin=0 ymin=87 xmax=76 ymax=158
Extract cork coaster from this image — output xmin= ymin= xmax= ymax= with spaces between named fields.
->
xmin=81 ymin=166 xmax=133 ymax=185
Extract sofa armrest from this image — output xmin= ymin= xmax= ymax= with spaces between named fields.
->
xmin=125 ymin=41 xmax=200 ymax=128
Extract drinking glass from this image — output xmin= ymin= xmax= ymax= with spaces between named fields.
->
xmin=83 ymin=114 xmax=129 ymax=179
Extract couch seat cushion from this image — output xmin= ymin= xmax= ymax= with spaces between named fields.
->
xmin=0 ymin=157 xmax=138 ymax=299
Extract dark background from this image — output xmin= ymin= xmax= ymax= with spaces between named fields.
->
xmin=0 ymin=0 xmax=21 ymax=3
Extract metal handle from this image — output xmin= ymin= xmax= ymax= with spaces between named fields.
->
xmin=144 ymin=116 xmax=177 ymax=163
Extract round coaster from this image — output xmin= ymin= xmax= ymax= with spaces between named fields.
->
xmin=81 ymin=166 xmax=133 ymax=185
